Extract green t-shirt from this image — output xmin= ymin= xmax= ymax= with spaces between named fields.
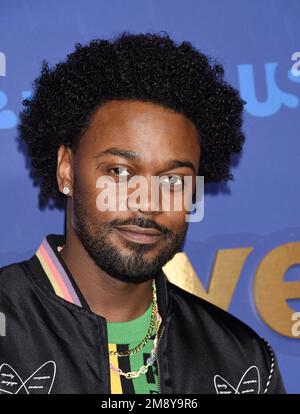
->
xmin=107 ymin=303 xmax=159 ymax=394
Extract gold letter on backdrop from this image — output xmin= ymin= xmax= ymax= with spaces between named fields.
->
xmin=163 ymin=247 xmax=253 ymax=310
xmin=254 ymin=242 xmax=300 ymax=338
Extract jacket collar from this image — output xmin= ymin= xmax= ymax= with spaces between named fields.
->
xmin=27 ymin=234 xmax=170 ymax=321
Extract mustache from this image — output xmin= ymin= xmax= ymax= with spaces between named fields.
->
xmin=109 ymin=216 xmax=171 ymax=235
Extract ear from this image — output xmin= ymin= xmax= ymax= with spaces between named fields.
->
xmin=57 ymin=145 xmax=73 ymax=197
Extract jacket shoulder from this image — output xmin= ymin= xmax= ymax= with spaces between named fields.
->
xmin=166 ymin=280 xmax=286 ymax=394
xmin=0 ymin=260 xmax=33 ymax=294
xmin=167 ymin=280 xmax=257 ymax=337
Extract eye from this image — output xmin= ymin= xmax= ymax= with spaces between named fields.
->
xmin=160 ymin=175 xmax=184 ymax=187
xmin=109 ymin=166 xmax=130 ymax=178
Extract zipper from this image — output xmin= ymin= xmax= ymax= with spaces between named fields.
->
xmin=156 ymin=325 xmax=166 ymax=394
xmin=97 ymin=316 xmax=111 ymax=394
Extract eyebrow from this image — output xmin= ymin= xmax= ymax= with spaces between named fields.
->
xmin=165 ymin=159 xmax=196 ymax=174
xmin=94 ymin=147 xmax=140 ymax=161
xmin=94 ymin=147 xmax=196 ymax=174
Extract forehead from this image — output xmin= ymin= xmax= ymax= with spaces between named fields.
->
xmin=79 ymin=100 xmax=200 ymax=166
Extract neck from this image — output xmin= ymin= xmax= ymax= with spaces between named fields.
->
xmin=59 ymin=229 xmax=153 ymax=323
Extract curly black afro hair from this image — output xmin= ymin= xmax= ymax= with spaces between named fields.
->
xmin=18 ymin=31 xmax=245 ymax=208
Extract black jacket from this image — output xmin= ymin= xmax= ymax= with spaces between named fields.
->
xmin=0 ymin=235 xmax=285 ymax=394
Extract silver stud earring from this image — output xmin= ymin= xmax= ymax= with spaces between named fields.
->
xmin=62 ymin=186 xmax=70 ymax=195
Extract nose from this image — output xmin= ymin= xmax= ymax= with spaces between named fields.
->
xmin=126 ymin=175 xmax=162 ymax=215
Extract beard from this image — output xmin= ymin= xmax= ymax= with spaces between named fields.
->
xmin=72 ymin=189 xmax=188 ymax=284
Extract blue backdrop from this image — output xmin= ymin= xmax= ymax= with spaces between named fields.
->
xmin=0 ymin=0 xmax=299 ymax=393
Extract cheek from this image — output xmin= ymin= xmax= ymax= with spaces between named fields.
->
xmin=161 ymin=211 xmax=188 ymax=235
xmin=75 ymin=179 xmax=98 ymax=214
xmin=74 ymin=162 xmax=109 ymax=215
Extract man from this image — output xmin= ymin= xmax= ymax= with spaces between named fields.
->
xmin=0 ymin=32 xmax=285 ymax=394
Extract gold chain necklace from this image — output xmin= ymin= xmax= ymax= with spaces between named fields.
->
xmin=110 ymin=282 xmax=162 ymax=379
xmin=109 ymin=282 xmax=158 ymax=357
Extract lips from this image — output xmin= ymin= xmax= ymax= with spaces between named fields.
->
xmin=115 ymin=225 xmax=163 ymax=244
